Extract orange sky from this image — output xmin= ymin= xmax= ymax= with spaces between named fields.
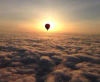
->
xmin=0 ymin=0 xmax=100 ymax=34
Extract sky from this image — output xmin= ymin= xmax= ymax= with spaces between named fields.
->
xmin=0 ymin=0 xmax=100 ymax=33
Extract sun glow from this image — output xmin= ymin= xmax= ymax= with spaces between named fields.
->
xmin=35 ymin=17 xmax=63 ymax=33
xmin=20 ymin=15 xmax=65 ymax=33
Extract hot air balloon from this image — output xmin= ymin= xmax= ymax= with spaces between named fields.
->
xmin=45 ymin=24 xmax=50 ymax=31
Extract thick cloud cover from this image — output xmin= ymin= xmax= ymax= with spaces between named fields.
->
xmin=0 ymin=33 xmax=100 ymax=82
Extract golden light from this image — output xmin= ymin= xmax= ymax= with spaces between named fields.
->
xmin=25 ymin=12 xmax=65 ymax=33
xmin=35 ymin=17 xmax=64 ymax=33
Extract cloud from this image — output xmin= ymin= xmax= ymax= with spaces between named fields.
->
xmin=0 ymin=33 xmax=100 ymax=82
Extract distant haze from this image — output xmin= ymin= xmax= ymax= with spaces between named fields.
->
xmin=0 ymin=0 xmax=100 ymax=34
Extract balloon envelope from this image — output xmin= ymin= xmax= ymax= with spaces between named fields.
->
xmin=45 ymin=24 xmax=50 ymax=30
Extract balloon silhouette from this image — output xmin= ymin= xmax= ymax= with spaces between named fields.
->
xmin=45 ymin=24 xmax=50 ymax=31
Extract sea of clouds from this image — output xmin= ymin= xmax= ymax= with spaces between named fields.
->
xmin=0 ymin=32 xmax=100 ymax=82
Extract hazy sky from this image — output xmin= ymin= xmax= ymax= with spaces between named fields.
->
xmin=0 ymin=0 xmax=100 ymax=33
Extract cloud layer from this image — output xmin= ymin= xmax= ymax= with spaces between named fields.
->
xmin=0 ymin=33 xmax=100 ymax=82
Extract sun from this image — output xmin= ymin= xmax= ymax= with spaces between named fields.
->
xmin=34 ymin=16 xmax=63 ymax=33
